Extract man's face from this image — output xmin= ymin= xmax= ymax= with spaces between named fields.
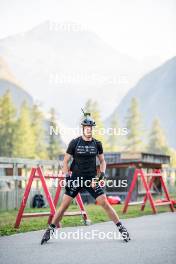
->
xmin=83 ymin=125 xmax=92 ymax=138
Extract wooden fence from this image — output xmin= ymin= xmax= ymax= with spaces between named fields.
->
xmin=0 ymin=187 xmax=65 ymax=210
xmin=0 ymin=157 xmax=62 ymax=210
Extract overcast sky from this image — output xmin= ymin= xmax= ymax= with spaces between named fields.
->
xmin=0 ymin=0 xmax=175 ymax=61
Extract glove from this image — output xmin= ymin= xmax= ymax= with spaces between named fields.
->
xmin=91 ymin=172 xmax=105 ymax=189
xmin=98 ymin=172 xmax=105 ymax=181
xmin=94 ymin=172 xmax=105 ymax=184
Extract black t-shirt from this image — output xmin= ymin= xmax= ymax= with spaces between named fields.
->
xmin=66 ymin=136 xmax=103 ymax=177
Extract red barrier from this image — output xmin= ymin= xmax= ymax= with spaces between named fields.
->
xmin=14 ymin=167 xmax=89 ymax=228
xmin=123 ymin=168 xmax=174 ymax=214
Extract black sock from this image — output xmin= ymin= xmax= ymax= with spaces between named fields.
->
xmin=116 ymin=221 xmax=123 ymax=229
xmin=50 ymin=224 xmax=56 ymax=229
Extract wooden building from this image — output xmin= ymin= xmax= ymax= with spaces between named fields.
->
xmin=82 ymin=152 xmax=170 ymax=203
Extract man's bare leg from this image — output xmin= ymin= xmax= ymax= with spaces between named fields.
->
xmin=96 ymin=194 xmax=120 ymax=224
xmin=41 ymin=194 xmax=73 ymax=244
xmin=51 ymin=194 xmax=73 ymax=225
xmin=96 ymin=194 xmax=130 ymax=242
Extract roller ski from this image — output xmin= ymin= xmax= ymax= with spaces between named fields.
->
xmin=118 ymin=225 xmax=131 ymax=242
xmin=41 ymin=224 xmax=56 ymax=245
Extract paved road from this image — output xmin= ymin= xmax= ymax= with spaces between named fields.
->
xmin=0 ymin=212 xmax=176 ymax=264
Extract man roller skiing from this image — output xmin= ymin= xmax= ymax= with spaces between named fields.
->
xmin=41 ymin=111 xmax=130 ymax=244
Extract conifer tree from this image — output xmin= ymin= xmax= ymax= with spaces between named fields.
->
xmin=31 ymin=104 xmax=48 ymax=159
xmin=148 ymin=118 xmax=169 ymax=154
xmin=84 ymin=99 xmax=110 ymax=150
xmin=0 ymin=90 xmax=16 ymax=157
xmin=13 ymin=102 xmax=35 ymax=158
xmin=125 ymin=97 xmax=145 ymax=152
xmin=47 ymin=108 xmax=62 ymax=159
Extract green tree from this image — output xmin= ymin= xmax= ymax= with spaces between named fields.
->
xmin=47 ymin=108 xmax=62 ymax=159
xmin=148 ymin=118 xmax=169 ymax=154
xmin=0 ymin=90 xmax=16 ymax=157
xmin=13 ymin=102 xmax=35 ymax=158
xmin=168 ymin=148 xmax=176 ymax=167
xmin=107 ymin=113 xmax=122 ymax=151
xmin=125 ymin=97 xmax=145 ymax=152
xmin=84 ymin=99 xmax=110 ymax=150
xmin=31 ymin=104 xmax=48 ymax=159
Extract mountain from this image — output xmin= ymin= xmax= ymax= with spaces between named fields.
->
xmin=0 ymin=56 xmax=68 ymax=148
xmin=0 ymin=20 xmax=147 ymax=126
xmin=106 ymin=57 xmax=176 ymax=148
xmin=0 ymin=56 xmax=33 ymax=110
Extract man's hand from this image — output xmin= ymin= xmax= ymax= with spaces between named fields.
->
xmin=99 ymin=171 xmax=105 ymax=180
xmin=64 ymin=172 xmax=70 ymax=179
xmin=91 ymin=172 xmax=106 ymax=189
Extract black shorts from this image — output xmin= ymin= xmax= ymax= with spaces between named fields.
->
xmin=64 ymin=174 xmax=104 ymax=199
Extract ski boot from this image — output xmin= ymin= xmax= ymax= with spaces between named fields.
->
xmin=41 ymin=224 xmax=56 ymax=245
xmin=118 ymin=225 xmax=131 ymax=242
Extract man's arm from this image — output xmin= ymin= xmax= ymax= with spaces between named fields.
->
xmin=62 ymin=153 xmax=72 ymax=174
xmin=91 ymin=154 xmax=106 ymax=188
xmin=98 ymin=153 xmax=106 ymax=173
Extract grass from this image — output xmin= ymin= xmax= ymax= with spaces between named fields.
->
xmin=0 ymin=199 xmax=175 ymax=236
